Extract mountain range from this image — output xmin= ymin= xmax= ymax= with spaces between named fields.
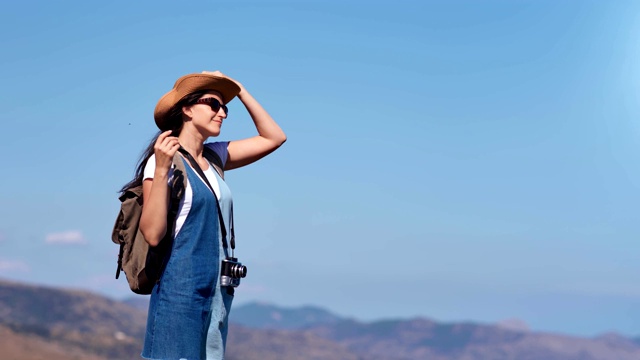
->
xmin=1 ymin=278 xmax=640 ymax=360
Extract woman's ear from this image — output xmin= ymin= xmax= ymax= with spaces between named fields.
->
xmin=182 ymin=105 xmax=193 ymax=119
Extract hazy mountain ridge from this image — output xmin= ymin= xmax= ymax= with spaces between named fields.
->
xmin=0 ymin=323 xmax=107 ymax=360
xmin=226 ymin=324 xmax=362 ymax=360
xmin=234 ymin=304 xmax=640 ymax=360
xmin=306 ymin=318 xmax=640 ymax=360
xmin=2 ymin=279 xmax=640 ymax=360
xmin=0 ymin=279 xmax=144 ymax=359
xmin=230 ymin=301 xmax=346 ymax=329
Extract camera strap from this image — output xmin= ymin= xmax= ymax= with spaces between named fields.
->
xmin=178 ymin=146 xmax=235 ymax=251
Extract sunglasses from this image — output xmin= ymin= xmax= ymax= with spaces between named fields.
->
xmin=195 ymin=97 xmax=228 ymax=115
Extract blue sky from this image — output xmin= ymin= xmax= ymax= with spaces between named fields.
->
xmin=0 ymin=0 xmax=639 ymax=337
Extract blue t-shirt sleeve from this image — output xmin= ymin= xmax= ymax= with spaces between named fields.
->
xmin=204 ymin=141 xmax=230 ymax=167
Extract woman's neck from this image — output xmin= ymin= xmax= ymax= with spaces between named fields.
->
xmin=178 ymin=129 xmax=205 ymax=157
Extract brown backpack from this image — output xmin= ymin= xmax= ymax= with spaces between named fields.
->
xmin=112 ymin=148 xmax=224 ymax=294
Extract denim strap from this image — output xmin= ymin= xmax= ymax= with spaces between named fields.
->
xmin=178 ymin=147 xmax=235 ymax=250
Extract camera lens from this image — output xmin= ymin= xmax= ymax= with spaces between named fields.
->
xmin=231 ymin=264 xmax=247 ymax=278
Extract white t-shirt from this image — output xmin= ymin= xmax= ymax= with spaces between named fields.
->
xmin=143 ymin=154 xmax=221 ymax=237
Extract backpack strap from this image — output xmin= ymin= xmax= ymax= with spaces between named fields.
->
xmin=161 ymin=152 xmax=189 ymax=245
xmin=178 ymin=147 xmax=234 ymax=251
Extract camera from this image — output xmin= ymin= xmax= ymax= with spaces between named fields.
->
xmin=220 ymin=257 xmax=247 ymax=287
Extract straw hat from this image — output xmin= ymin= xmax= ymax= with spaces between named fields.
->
xmin=154 ymin=73 xmax=241 ymax=130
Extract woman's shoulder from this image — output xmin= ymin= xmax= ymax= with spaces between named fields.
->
xmin=204 ymin=141 xmax=230 ymax=165
xmin=204 ymin=141 xmax=229 ymax=154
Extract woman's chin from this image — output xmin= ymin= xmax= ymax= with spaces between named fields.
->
xmin=207 ymin=129 xmax=221 ymax=138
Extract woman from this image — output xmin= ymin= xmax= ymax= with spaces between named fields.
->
xmin=129 ymin=71 xmax=285 ymax=359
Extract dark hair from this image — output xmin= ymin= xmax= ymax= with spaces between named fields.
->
xmin=119 ymin=90 xmax=212 ymax=193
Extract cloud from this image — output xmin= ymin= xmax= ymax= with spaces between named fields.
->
xmin=0 ymin=259 xmax=30 ymax=273
xmin=45 ymin=230 xmax=87 ymax=245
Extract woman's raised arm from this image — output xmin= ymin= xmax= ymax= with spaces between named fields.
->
xmin=203 ymin=71 xmax=286 ymax=170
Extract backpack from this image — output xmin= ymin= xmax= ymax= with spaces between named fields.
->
xmin=112 ymin=147 xmax=224 ymax=294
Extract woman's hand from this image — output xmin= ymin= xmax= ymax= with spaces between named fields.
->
xmin=201 ymin=70 xmax=245 ymax=95
xmin=154 ymin=130 xmax=180 ymax=174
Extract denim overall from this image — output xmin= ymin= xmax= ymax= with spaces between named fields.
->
xmin=142 ymin=161 xmax=234 ymax=360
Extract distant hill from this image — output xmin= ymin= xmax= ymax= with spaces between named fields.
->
xmin=228 ymin=303 xmax=640 ymax=360
xmin=226 ymin=324 xmax=361 ymax=360
xmin=0 ymin=323 xmax=106 ymax=360
xmin=2 ymin=278 xmax=640 ymax=360
xmin=0 ymin=278 xmax=144 ymax=359
xmin=230 ymin=302 xmax=345 ymax=329
xmin=121 ymin=296 xmax=149 ymax=312
xmin=304 ymin=318 xmax=640 ymax=360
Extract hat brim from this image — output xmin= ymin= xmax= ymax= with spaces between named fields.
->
xmin=154 ymin=73 xmax=241 ymax=130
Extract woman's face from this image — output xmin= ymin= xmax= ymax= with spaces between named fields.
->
xmin=184 ymin=91 xmax=227 ymax=137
